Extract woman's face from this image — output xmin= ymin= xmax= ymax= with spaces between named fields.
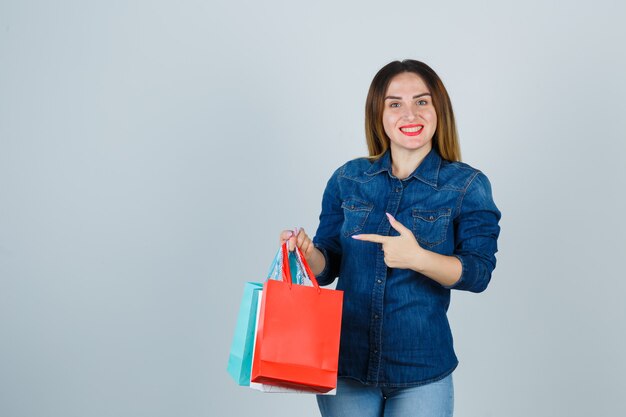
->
xmin=382 ymin=72 xmax=437 ymax=156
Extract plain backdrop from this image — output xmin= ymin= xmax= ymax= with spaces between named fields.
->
xmin=1 ymin=1 xmax=625 ymax=416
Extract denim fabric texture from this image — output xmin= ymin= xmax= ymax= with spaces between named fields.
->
xmin=317 ymin=375 xmax=453 ymax=417
xmin=312 ymin=149 xmax=501 ymax=387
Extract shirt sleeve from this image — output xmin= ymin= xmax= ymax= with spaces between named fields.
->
xmin=445 ymin=171 xmax=501 ymax=293
xmin=312 ymin=166 xmax=344 ymax=286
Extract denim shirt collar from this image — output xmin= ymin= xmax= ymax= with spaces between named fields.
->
xmin=365 ymin=148 xmax=442 ymax=187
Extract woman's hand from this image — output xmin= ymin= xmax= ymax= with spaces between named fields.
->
xmin=352 ymin=213 xmax=425 ymax=270
xmin=352 ymin=212 xmax=462 ymax=287
xmin=279 ymin=228 xmax=315 ymax=257
xmin=278 ymin=228 xmax=326 ymax=276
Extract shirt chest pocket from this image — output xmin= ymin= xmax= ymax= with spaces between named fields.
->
xmin=412 ymin=208 xmax=452 ymax=247
xmin=341 ymin=199 xmax=373 ymax=237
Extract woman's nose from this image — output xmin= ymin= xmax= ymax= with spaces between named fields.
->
xmin=402 ymin=106 xmax=417 ymax=120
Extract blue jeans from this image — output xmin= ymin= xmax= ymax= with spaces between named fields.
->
xmin=317 ymin=374 xmax=454 ymax=417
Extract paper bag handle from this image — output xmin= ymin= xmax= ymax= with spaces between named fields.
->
xmin=281 ymin=242 xmax=321 ymax=292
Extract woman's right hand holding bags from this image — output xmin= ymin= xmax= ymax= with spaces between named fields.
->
xmin=279 ymin=228 xmax=326 ymax=277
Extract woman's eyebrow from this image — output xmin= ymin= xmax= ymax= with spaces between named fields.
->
xmin=384 ymin=93 xmax=431 ymax=100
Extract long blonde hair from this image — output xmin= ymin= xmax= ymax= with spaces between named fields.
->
xmin=364 ymin=60 xmax=461 ymax=162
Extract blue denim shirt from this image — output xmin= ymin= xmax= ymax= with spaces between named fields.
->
xmin=312 ymin=149 xmax=501 ymax=387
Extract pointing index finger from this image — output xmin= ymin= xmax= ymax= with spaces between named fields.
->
xmin=352 ymin=233 xmax=387 ymax=244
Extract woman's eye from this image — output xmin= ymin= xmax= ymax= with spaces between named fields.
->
xmin=417 ymin=99 xmax=428 ymax=105
xmin=390 ymin=103 xmax=400 ymax=108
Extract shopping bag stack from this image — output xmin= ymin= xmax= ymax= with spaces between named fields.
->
xmin=227 ymin=243 xmax=343 ymax=394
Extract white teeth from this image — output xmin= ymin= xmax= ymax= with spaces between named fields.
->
xmin=400 ymin=126 xmax=423 ymax=133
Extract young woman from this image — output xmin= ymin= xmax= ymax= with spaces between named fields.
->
xmin=279 ymin=59 xmax=501 ymax=417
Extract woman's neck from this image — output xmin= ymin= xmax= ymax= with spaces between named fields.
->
xmin=390 ymin=145 xmax=432 ymax=179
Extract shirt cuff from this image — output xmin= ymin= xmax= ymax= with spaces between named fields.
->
xmin=443 ymin=254 xmax=490 ymax=293
xmin=442 ymin=254 xmax=466 ymax=290
xmin=313 ymin=244 xmax=333 ymax=286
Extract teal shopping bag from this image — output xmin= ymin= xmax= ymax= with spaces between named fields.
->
xmin=227 ymin=282 xmax=264 ymax=385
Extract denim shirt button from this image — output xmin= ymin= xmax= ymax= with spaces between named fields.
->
xmin=374 ymin=314 xmax=379 ymax=319
xmin=377 ymin=279 xmax=382 ymax=284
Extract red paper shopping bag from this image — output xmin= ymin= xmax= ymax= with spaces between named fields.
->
xmin=251 ymin=244 xmax=343 ymax=393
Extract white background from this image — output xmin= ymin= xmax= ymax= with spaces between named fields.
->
xmin=1 ymin=1 xmax=625 ymax=416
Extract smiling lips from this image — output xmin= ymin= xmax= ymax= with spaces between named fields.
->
xmin=399 ymin=124 xmax=424 ymax=136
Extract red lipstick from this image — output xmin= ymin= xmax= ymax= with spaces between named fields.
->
xmin=399 ymin=124 xmax=424 ymax=137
